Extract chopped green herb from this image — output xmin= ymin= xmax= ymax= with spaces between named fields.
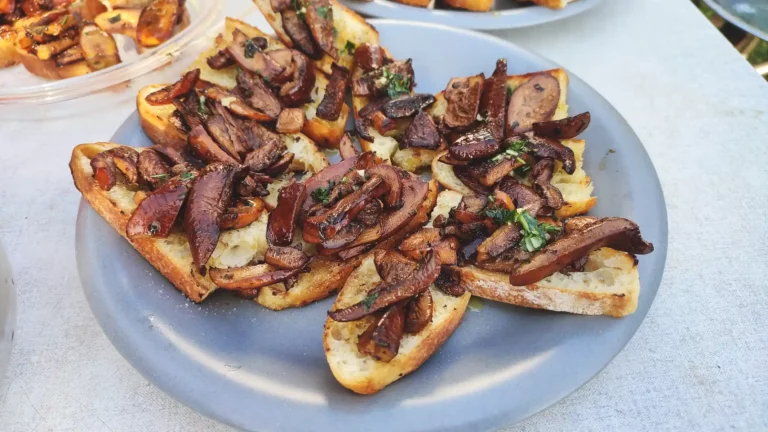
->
xmin=197 ymin=96 xmax=209 ymax=115
xmin=107 ymin=14 xmax=121 ymax=24
xmin=244 ymin=39 xmax=259 ymax=59
xmin=339 ymin=40 xmax=356 ymax=57
xmin=513 ymin=209 xmax=561 ymax=253
xmin=181 ymin=172 xmax=197 ymax=181
xmin=311 ymin=180 xmax=335 ymax=204
xmin=382 ymin=68 xmax=411 ymax=99
xmin=151 ymin=174 xmax=170 ymax=180
xmin=60 ymin=15 xmax=70 ymax=26
xmin=506 ymin=85 xmax=512 ymax=98
xmin=484 ymin=207 xmax=516 ymax=226
xmin=492 ymin=139 xmax=529 ymax=162
xmin=332 ymin=26 xmax=338 ymax=38
xmin=362 ymin=292 xmax=379 ymax=311
xmin=291 ymin=0 xmax=307 ymax=18
xmin=487 ymin=195 xmax=495 ymax=203
xmin=316 ymin=5 xmax=330 ymax=19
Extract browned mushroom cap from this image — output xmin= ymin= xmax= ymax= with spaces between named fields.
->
xmin=381 ymin=94 xmax=435 ymax=119
xmin=401 ymin=110 xmax=440 ymax=150
xmin=449 ymin=126 xmax=499 ymax=161
xmin=207 ymin=49 xmax=235 ymax=70
xmin=173 ymin=97 xmax=239 ymax=165
xmin=475 ymin=248 xmax=531 ymax=273
xmin=525 ymin=134 xmax=576 ymax=175
xmin=339 ymin=134 xmax=360 ymax=159
xmin=220 ymin=198 xmax=266 ymax=230
xmin=498 ymin=177 xmax=546 ymax=216
xmin=508 ymin=217 xmax=654 ymax=286
xmin=354 ymin=43 xmax=386 ymax=72
xmin=150 ymin=145 xmax=187 ymax=166
xmin=355 ymin=199 xmax=383 ymax=227
xmin=368 ymin=111 xmax=398 ymax=137
xmin=400 ymin=229 xmax=459 ymax=265
xmin=137 ymin=148 xmax=171 ymax=190
xmin=126 ymin=174 xmax=193 ymax=239
xmin=443 ymin=73 xmax=485 ymax=130
xmin=270 ymin=0 xmax=292 ymax=13
xmin=235 ymin=69 xmax=283 ymax=119
xmin=328 ymin=250 xmax=440 ymax=322
xmin=275 ymin=108 xmax=305 ymax=134
xmin=266 ymin=49 xmax=296 ymax=84
xmin=480 ymin=59 xmax=508 ymax=141
xmin=265 ymin=245 xmax=310 ymax=270
xmin=316 ymin=64 xmax=349 ymax=121
xmin=136 ymin=0 xmax=181 ymax=47
xmin=465 ymin=157 xmax=520 ymax=188
xmin=404 ymin=290 xmax=433 ymax=334
xmin=209 ymin=102 xmax=251 ymax=158
xmin=319 ymin=222 xmax=363 ymax=250
xmin=280 ymin=10 xmax=322 ymax=60
xmin=244 ymin=137 xmax=287 ymax=172
xmin=304 ymin=0 xmax=337 ymax=59
xmin=227 ymin=29 xmax=284 ymax=81
xmin=435 ymin=266 xmax=465 ymax=296
xmin=357 ymin=303 xmax=406 ymax=362
xmin=533 ymin=112 xmax=591 ymax=140
xmin=304 ymin=176 xmax=387 ymax=243
xmin=437 ymin=153 xmax=469 ymax=166
xmin=531 ymin=158 xmax=564 ymax=210
xmin=279 ymin=51 xmax=316 ymax=107
xmin=374 ymin=250 xmax=417 ymax=283
xmin=300 ymin=156 xmax=359 ymax=211
xmin=454 ymin=165 xmax=491 ymax=195
xmin=200 ymin=86 xmax=273 ymax=122
xmin=267 ymin=180 xmax=307 ymax=246
xmin=366 ymin=164 xmax=403 ymax=208
xmin=476 ymin=223 xmax=521 ymax=262
xmin=506 ymin=73 xmax=560 ymax=136
xmin=91 ymin=146 xmax=140 ymax=191
xmin=265 ymin=152 xmax=295 ymax=175
xmin=564 ymin=215 xmax=598 ymax=234
xmin=183 ymin=163 xmax=239 ymax=273
xmin=209 ymin=260 xmax=310 ymax=290
xmin=458 ymin=194 xmax=489 ymax=214
xmin=352 ymin=60 xmax=414 ymax=98
xmin=201 ymin=103 xmax=242 ymax=163
xmin=322 ymin=175 xmax=429 ymax=255
xmin=145 ymin=69 xmax=200 ymax=106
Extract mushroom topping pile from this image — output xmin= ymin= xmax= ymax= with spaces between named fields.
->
xmin=439 ymin=59 xmax=591 ymax=212
xmin=270 ymin=0 xmax=338 ymax=61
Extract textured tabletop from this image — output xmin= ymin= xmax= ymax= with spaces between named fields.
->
xmin=1 ymin=0 xmax=767 ymax=430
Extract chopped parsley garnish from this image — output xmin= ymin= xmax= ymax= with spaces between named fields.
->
xmin=181 ymin=172 xmax=197 ymax=181
xmin=316 ymin=5 xmax=330 ymax=18
xmin=362 ymin=292 xmax=379 ymax=311
xmin=60 ymin=15 xmax=70 ymax=26
xmin=492 ymin=139 xmax=529 ymax=162
xmin=506 ymin=85 xmax=513 ymax=98
xmin=197 ymin=96 xmax=209 ymax=116
xmin=244 ymin=39 xmax=259 ymax=59
xmin=484 ymin=207 xmax=516 ymax=226
xmin=151 ymin=174 xmax=170 ymax=180
xmin=107 ymin=14 xmax=121 ymax=24
xmin=339 ymin=40 xmax=356 ymax=57
xmin=382 ymin=68 xmax=411 ymax=99
xmin=332 ymin=26 xmax=338 ymax=38
xmin=513 ymin=209 xmax=560 ymax=253
xmin=311 ymin=180 xmax=335 ymax=204
xmin=292 ymin=0 xmax=307 ymax=18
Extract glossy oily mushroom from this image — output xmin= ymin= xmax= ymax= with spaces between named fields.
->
xmin=209 ymin=261 xmax=310 ymax=290
xmin=381 ymin=94 xmax=436 ymax=119
xmin=374 ymin=250 xmax=418 ymax=284
xmin=401 ymin=110 xmax=441 ymax=150
xmin=476 ymin=224 xmax=521 ymax=262
xmin=449 ymin=126 xmax=499 ymax=161
xmin=443 ymin=73 xmax=484 ymax=130
xmin=264 ymin=245 xmax=310 ymax=270
xmin=316 ymin=64 xmax=350 ymax=121
xmin=235 ymin=69 xmax=282 ymax=119
xmin=281 ymin=9 xmax=321 ymax=59
xmin=366 ymin=164 xmax=403 ymax=208
xmin=357 ymin=303 xmax=406 ymax=362
xmin=145 ymin=69 xmax=200 ymax=106
xmin=136 ymin=0 xmax=180 ymax=47
xmin=354 ymin=43 xmax=386 ymax=72
xmin=304 ymin=0 xmax=337 ymax=60
xmin=531 ymin=158 xmax=564 ymax=210
xmin=506 ymin=73 xmax=560 ymax=135
xmin=525 ymin=134 xmax=576 ymax=175
xmin=126 ymin=174 xmax=191 ymax=239
xmin=90 ymin=146 xmax=139 ymax=190
xmin=220 ymin=199 xmax=265 ymax=230
xmin=404 ymin=290 xmax=433 ymax=334
xmin=480 ymin=59 xmax=508 ymax=141
xmin=267 ymin=180 xmax=307 ymax=246
xmin=532 ymin=112 xmax=591 ymax=140
xmin=227 ymin=29 xmax=284 ymax=81
xmin=137 ymin=149 xmax=171 ymax=190
xmin=279 ymin=51 xmax=316 ymax=107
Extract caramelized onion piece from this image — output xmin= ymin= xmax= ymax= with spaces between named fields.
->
xmin=126 ymin=174 xmax=192 ymax=239
xmin=507 ymin=73 xmax=560 ymax=135
xmin=404 ymin=290 xmax=433 ymax=334
xmin=183 ymin=163 xmax=239 ymax=273
xmin=316 ymin=64 xmax=349 ymax=121
xmin=210 ymin=261 xmax=310 ymax=290
xmin=328 ymin=251 xmax=440 ymax=322
xmin=220 ymin=199 xmax=265 ymax=230
xmin=480 ymin=59 xmax=508 ymax=141
xmin=265 ymin=245 xmax=310 ymax=270
xmin=267 ymin=180 xmax=306 ymax=246
xmin=509 ymin=218 xmax=654 ymax=286
xmin=533 ymin=112 xmax=591 ymax=140
xmin=146 ymin=69 xmax=200 ymax=106
xmin=357 ymin=303 xmax=405 ymax=362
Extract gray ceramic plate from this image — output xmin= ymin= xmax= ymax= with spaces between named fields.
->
xmin=703 ymin=0 xmax=768 ymax=41
xmin=342 ymin=0 xmax=602 ymax=30
xmin=76 ymin=21 xmax=667 ymax=432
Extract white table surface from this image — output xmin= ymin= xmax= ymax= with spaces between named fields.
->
xmin=1 ymin=0 xmax=767 ymax=430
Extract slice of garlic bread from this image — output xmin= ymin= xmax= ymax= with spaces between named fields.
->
xmin=324 ymin=254 xmax=471 ymax=394
xmin=251 ymin=0 xmax=379 ymax=75
xmin=433 ymin=190 xmax=640 ymax=317
xmin=138 ymin=17 xmax=349 ymax=149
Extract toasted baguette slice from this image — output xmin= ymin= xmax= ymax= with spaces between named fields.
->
xmin=442 ymin=0 xmax=493 ymax=12
xmin=432 ymin=138 xmax=595 ymax=218
xmin=252 ymin=0 xmax=379 ymax=75
xmin=433 ymin=190 xmax=640 ymax=317
xmin=392 ymin=0 xmax=432 ymax=6
xmin=324 ymin=255 xmax=471 ymax=394
xmin=138 ymin=17 xmax=349 ymax=149
xmin=530 ymin=0 xmax=572 ymax=10
xmin=70 ymin=142 xmax=338 ymax=309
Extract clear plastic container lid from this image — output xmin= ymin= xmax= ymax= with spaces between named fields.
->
xmin=0 ymin=0 xmax=223 ymax=105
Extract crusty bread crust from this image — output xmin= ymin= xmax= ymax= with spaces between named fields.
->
xmin=442 ymin=0 xmax=493 ymax=12
xmin=530 ymin=0 xmax=569 ymax=9
xmin=137 ymin=84 xmax=188 ymax=151
xmin=391 ymin=0 xmax=432 ymax=7
xmin=323 ymin=255 xmax=470 ymax=394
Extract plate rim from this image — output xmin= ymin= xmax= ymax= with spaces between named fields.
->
xmin=76 ymin=19 xmax=669 ymax=432
xmin=342 ymin=0 xmax=603 ymax=30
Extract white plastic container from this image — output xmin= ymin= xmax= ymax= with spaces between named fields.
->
xmin=0 ymin=243 xmax=15 ymax=378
